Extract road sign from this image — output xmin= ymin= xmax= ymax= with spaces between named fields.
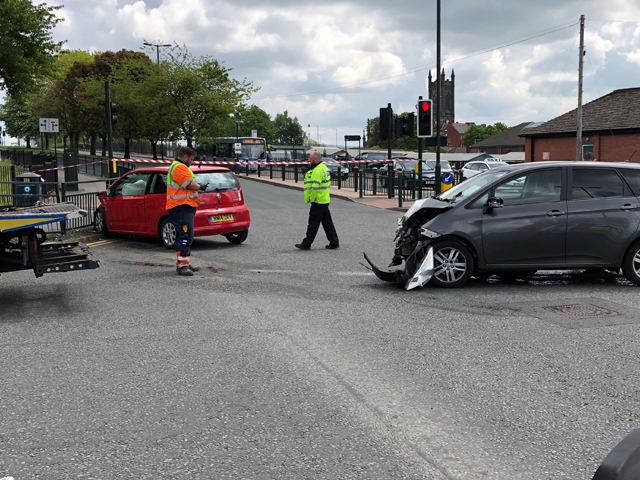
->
xmin=442 ymin=172 xmax=454 ymax=184
xmin=234 ymin=143 xmax=242 ymax=154
xmin=39 ymin=118 xmax=59 ymax=133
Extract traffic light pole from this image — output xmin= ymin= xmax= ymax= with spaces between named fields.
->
xmin=105 ymin=81 xmax=116 ymax=178
xmin=434 ymin=0 xmax=442 ymax=195
xmin=418 ymin=96 xmax=423 ymax=200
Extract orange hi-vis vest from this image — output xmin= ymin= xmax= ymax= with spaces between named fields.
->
xmin=166 ymin=160 xmax=199 ymax=210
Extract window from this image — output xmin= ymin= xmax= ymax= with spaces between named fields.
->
xmin=619 ymin=168 xmax=640 ymax=197
xmin=571 ymin=169 xmax=624 ymax=199
xmin=115 ymin=172 xmax=151 ymax=196
xmin=494 ymin=169 xmax=561 ymax=205
xmin=194 ymin=172 xmax=239 ymax=192
xmin=149 ymin=173 xmax=167 ymax=194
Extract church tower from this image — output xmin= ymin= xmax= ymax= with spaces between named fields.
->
xmin=427 ymin=69 xmax=455 ymax=128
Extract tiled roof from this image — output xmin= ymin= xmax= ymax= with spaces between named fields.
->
xmin=450 ymin=122 xmax=473 ymax=135
xmin=521 ymin=88 xmax=640 ymax=136
xmin=473 ymin=122 xmax=532 ymax=147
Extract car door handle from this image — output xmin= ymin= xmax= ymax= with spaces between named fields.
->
xmin=547 ymin=210 xmax=566 ymax=217
xmin=620 ymin=204 xmax=638 ymax=211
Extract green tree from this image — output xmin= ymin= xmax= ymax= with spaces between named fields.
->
xmin=234 ymin=105 xmax=276 ymax=144
xmin=0 ymin=0 xmax=64 ymax=97
xmin=462 ymin=122 xmax=509 ymax=146
xmin=0 ymin=94 xmax=40 ymax=147
xmin=165 ymin=45 xmax=259 ymax=147
xmin=273 ymin=111 xmax=305 ymax=145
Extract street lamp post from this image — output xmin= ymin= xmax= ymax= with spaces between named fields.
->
xmin=144 ymin=41 xmax=170 ymax=160
xmin=143 ymin=41 xmax=171 ymax=65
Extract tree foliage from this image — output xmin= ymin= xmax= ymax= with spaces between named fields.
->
xmin=0 ymin=0 xmax=64 ymax=97
xmin=273 ymin=111 xmax=305 ymax=145
xmin=164 ymin=45 xmax=259 ymax=147
xmin=462 ymin=122 xmax=509 ymax=146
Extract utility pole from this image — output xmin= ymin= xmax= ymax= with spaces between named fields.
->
xmin=576 ymin=15 xmax=585 ymax=161
xmin=434 ymin=0 xmax=442 ymax=194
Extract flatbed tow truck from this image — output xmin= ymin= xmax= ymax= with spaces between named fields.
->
xmin=0 ymin=202 xmax=99 ymax=277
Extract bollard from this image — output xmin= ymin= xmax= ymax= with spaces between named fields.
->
xmin=269 ymin=163 xmax=273 ymax=179
xmin=337 ymin=167 xmax=342 ymax=189
xmin=294 ymin=164 xmax=299 ymax=183
xmin=398 ymin=174 xmax=403 ymax=208
xmin=281 ymin=164 xmax=285 ymax=181
xmin=359 ymin=170 xmax=364 ymax=198
xmin=372 ymin=169 xmax=377 ymax=196
xmin=592 ymin=429 xmax=640 ymax=479
xmin=353 ymin=167 xmax=359 ymax=192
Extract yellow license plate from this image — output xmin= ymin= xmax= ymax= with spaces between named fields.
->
xmin=210 ymin=214 xmax=234 ymax=223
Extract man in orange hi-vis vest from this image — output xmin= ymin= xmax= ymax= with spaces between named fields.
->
xmin=166 ymin=146 xmax=204 ymax=276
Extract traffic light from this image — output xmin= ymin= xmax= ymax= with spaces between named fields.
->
xmin=394 ymin=116 xmax=403 ymax=139
xmin=379 ymin=106 xmax=391 ymax=140
xmin=417 ymin=99 xmax=433 ymax=138
xmin=394 ymin=113 xmax=415 ymax=138
xmin=110 ymin=102 xmax=117 ymax=127
xmin=405 ymin=113 xmax=415 ymax=137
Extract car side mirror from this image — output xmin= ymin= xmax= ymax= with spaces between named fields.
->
xmin=486 ymin=197 xmax=504 ymax=209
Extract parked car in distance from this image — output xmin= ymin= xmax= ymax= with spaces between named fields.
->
xmin=323 ymin=158 xmax=349 ymax=181
xmin=353 ymin=152 xmax=391 ymax=169
xmin=94 ymin=166 xmax=250 ymax=248
xmin=366 ymin=161 xmax=640 ymax=289
xmin=379 ymin=158 xmax=453 ymax=188
xmin=461 ymin=158 xmax=509 ymax=180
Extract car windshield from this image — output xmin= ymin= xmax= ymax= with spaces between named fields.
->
xmin=436 ymin=169 xmax=509 ymax=203
xmin=424 ymin=160 xmax=452 ymax=171
xmin=194 ymin=171 xmax=239 ymax=192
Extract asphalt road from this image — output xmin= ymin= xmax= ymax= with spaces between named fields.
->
xmin=2 ymin=180 xmax=640 ymax=479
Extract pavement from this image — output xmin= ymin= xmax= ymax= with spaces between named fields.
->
xmin=61 ymin=170 xmax=416 ymax=244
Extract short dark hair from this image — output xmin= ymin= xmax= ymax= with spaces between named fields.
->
xmin=178 ymin=146 xmax=197 ymax=158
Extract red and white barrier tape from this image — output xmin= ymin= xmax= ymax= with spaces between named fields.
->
xmin=111 ymin=158 xmax=394 ymax=166
xmin=29 ymin=157 xmax=395 ymax=174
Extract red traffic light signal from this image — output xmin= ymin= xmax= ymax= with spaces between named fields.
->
xmin=417 ymin=99 xmax=433 ymax=138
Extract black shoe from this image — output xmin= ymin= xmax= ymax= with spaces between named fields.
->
xmin=176 ymin=267 xmax=194 ymax=276
xmin=295 ymin=243 xmax=310 ymax=250
xmin=188 ymin=265 xmax=200 ymax=272
xmin=325 ymin=244 xmax=339 ymax=249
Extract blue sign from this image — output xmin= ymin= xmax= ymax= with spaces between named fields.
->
xmin=442 ymin=172 xmax=454 ymax=184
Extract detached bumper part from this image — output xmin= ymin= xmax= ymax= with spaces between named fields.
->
xmin=362 ymin=252 xmax=403 ymax=283
xmin=405 ymin=246 xmax=434 ymax=290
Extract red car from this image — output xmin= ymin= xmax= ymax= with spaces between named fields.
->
xmin=94 ymin=166 xmax=250 ymax=248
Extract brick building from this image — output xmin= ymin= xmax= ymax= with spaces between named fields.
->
xmin=520 ymin=87 xmax=640 ymax=163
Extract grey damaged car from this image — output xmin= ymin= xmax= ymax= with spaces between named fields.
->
xmin=364 ymin=161 xmax=640 ymax=289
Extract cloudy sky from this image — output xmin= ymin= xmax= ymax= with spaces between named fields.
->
xmin=38 ymin=0 xmax=640 ymax=145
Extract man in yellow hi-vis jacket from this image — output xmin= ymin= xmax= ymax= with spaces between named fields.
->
xmin=295 ymin=151 xmax=340 ymax=250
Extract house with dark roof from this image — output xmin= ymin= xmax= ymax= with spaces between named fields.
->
xmin=443 ymin=122 xmax=473 ymax=148
xmin=468 ymin=122 xmax=532 ymax=155
xmin=519 ymin=87 xmax=640 ymax=162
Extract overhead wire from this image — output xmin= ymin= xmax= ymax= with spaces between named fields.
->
xmin=251 ymin=21 xmax=579 ymax=101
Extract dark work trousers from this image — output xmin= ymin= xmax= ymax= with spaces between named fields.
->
xmin=169 ymin=205 xmax=196 ymax=258
xmin=303 ymin=202 xmax=339 ymax=246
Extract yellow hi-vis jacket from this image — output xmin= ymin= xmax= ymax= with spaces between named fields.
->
xmin=166 ymin=160 xmax=199 ymax=210
xmin=304 ymin=162 xmax=331 ymax=204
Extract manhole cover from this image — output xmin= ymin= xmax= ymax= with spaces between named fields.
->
xmin=542 ymin=303 xmax=620 ymax=320
xmin=501 ymin=298 xmax=640 ymax=329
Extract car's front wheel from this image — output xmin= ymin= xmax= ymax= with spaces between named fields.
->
xmin=225 ymin=229 xmax=248 ymax=245
xmin=622 ymin=241 xmax=640 ymax=286
xmin=430 ymin=240 xmax=474 ymax=288
xmin=159 ymin=217 xmax=176 ymax=249
xmin=94 ymin=208 xmax=109 ymax=236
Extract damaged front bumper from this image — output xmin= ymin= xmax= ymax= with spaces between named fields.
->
xmin=363 ymin=245 xmax=435 ymax=290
